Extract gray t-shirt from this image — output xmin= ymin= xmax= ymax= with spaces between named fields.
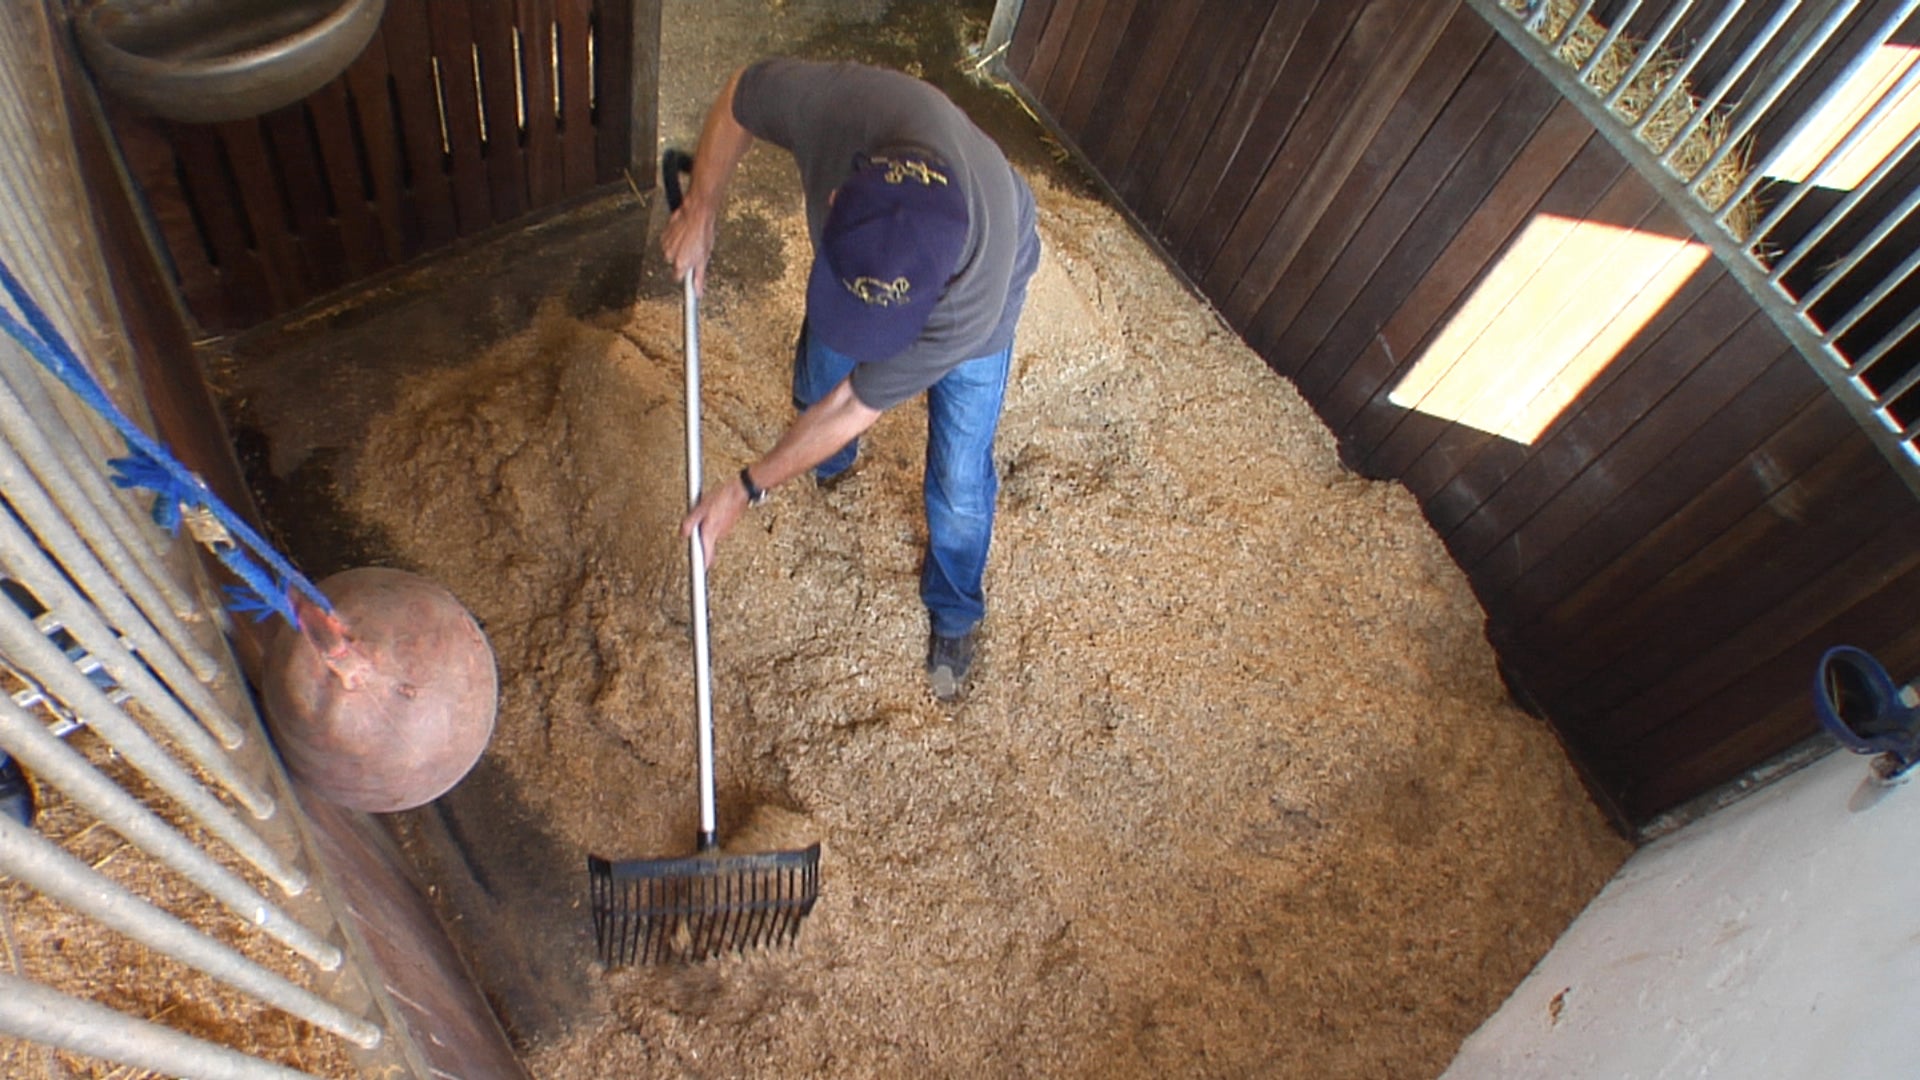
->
xmin=734 ymin=58 xmax=1041 ymax=409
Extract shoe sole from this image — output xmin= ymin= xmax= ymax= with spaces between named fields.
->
xmin=928 ymin=664 xmax=962 ymax=701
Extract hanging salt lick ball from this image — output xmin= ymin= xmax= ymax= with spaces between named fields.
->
xmin=72 ymin=0 xmax=387 ymax=124
xmin=262 ymin=567 xmax=497 ymax=813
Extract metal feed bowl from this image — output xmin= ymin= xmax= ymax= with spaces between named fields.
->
xmin=72 ymin=0 xmax=386 ymax=124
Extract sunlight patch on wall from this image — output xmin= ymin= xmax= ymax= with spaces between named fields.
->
xmin=1389 ymin=214 xmax=1711 ymax=446
xmin=1766 ymin=44 xmax=1920 ymax=191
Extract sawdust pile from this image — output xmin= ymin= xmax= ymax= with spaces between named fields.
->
xmin=345 ymin=169 xmax=1628 ymax=1077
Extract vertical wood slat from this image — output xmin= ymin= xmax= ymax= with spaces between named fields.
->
xmin=96 ymin=0 xmax=650 ymax=333
xmin=471 ymin=0 xmax=529 ymax=222
xmin=1006 ymin=0 xmax=1059 ymax=89
xmin=378 ymin=0 xmax=460 ymax=251
xmin=343 ymin=29 xmax=409 ymax=264
xmin=1053 ymin=0 xmax=1138 ymax=136
xmin=258 ymin=105 xmax=350 ymax=292
xmin=1136 ymin=1 xmax=1278 ymax=238
xmin=1211 ymin=0 xmax=1463 ymax=328
xmin=210 ymin=117 xmax=301 ymax=312
xmin=1157 ymin=2 xmax=1332 ymax=266
xmin=1004 ymin=0 xmax=1920 ymax=823
xmin=518 ymin=0 xmax=563 ymax=208
xmin=555 ymin=0 xmax=597 ymax=195
xmin=1260 ymin=18 xmax=1526 ymax=393
xmin=1082 ymin=0 xmax=1206 ymax=181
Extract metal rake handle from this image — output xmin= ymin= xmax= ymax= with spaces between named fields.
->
xmin=665 ymin=148 xmax=719 ymax=851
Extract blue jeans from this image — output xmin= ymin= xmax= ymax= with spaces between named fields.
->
xmin=793 ymin=324 xmax=1011 ymax=638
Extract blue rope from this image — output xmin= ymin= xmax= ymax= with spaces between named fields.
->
xmin=0 ymin=255 xmax=329 ymax=626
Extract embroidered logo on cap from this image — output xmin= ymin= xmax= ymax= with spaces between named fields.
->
xmin=869 ymin=155 xmax=950 ymax=187
xmin=844 ymin=275 xmax=912 ymax=307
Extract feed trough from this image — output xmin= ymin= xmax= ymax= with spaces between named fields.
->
xmin=72 ymin=0 xmax=386 ymax=124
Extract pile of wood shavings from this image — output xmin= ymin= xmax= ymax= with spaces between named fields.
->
xmin=345 ymin=170 xmax=1628 ymax=1079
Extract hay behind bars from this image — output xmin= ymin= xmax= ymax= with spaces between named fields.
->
xmin=1511 ymin=0 xmax=1760 ymax=238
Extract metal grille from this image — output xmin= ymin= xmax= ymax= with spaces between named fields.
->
xmin=1478 ymin=0 xmax=1920 ymax=493
xmin=0 ymin=8 xmax=391 ymax=1079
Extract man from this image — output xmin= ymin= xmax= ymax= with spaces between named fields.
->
xmin=663 ymin=58 xmax=1040 ymax=701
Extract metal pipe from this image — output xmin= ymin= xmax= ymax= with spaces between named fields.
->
xmin=0 ymin=330 xmax=200 ymax=626
xmin=1749 ymin=41 xmax=1920 ymax=242
xmin=1661 ymin=0 xmax=1806 ymax=168
xmin=0 ymin=701 xmax=338 ymax=967
xmin=0 ymin=498 xmax=256 ymax=781
xmin=0 ymin=599 xmax=305 ymax=893
xmin=1768 ymin=119 xmax=1920 ymax=279
xmin=0 ymin=816 xmax=379 ymax=1047
xmin=1692 ymin=0 xmax=1888 ymax=199
xmin=1602 ymin=0 xmax=1698 ymax=113
xmin=1634 ymin=0 xmax=1736 ymax=143
xmin=1552 ymin=0 xmax=1600 ymax=53
xmin=0 ymin=388 xmax=242 ymax=747
xmin=1578 ymin=0 xmax=1645 ymax=84
xmin=0 ymin=972 xmax=326 ymax=1080
xmin=1797 ymin=180 xmax=1920 ymax=310
xmin=1822 ymin=233 xmax=1920 ymax=342
xmin=1860 ymin=308 xmax=1920 ymax=390
xmin=0 ymin=341 xmax=219 ymax=683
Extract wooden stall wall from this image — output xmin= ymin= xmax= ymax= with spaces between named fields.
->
xmin=1006 ymin=0 xmax=1920 ymax=827
xmin=72 ymin=0 xmax=661 ymax=337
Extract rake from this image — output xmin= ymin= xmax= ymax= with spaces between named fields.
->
xmin=587 ymin=150 xmax=820 ymax=966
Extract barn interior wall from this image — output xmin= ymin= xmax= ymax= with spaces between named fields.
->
xmin=1001 ymin=0 xmax=1920 ymax=827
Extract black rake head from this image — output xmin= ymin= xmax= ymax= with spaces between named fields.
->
xmin=588 ymin=845 xmax=822 ymax=966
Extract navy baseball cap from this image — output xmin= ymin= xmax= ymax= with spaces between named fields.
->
xmin=806 ymin=151 xmax=969 ymax=363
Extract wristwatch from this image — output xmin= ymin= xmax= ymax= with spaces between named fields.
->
xmin=739 ymin=466 xmax=770 ymax=506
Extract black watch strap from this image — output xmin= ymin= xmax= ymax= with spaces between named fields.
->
xmin=739 ymin=466 xmax=769 ymax=506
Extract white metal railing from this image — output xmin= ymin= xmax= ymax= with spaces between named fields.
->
xmin=1480 ymin=0 xmax=1920 ymax=494
xmin=0 ymin=8 xmax=395 ymax=1079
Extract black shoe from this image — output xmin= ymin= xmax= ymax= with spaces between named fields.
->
xmin=0 ymin=754 xmax=33 ymax=828
xmin=927 ymin=630 xmax=976 ymax=701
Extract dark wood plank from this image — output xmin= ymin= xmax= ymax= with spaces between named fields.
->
xmin=1608 ymin=499 xmax=1920 ymax=820
xmin=1136 ymin=2 xmax=1276 ymax=242
xmin=259 ymin=102 xmax=349 ymax=294
xmin=1023 ymin=0 xmax=1084 ymax=116
xmin=555 ymin=0 xmax=598 ymax=195
xmin=427 ymin=0 xmax=494 ymax=232
xmin=1261 ymin=24 xmax=1530 ymax=390
xmin=1167 ymin=1 xmax=1367 ymax=269
xmin=1436 ymin=265 xmax=1743 ymax=572
xmin=518 ymin=0 xmax=564 ymax=207
xmin=1521 ymin=353 xmax=1845 ymax=708
xmin=1318 ymin=114 xmax=1626 ymax=455
xmin=1420 ymin=240 xmax=1727 ymax=537
xmin=213 ymin=117 xmax=304 ymax=313
xmin=1586 ymin=470 xmax=1920 ymax=761
xmin=1038 ymin=0 xmax=1109 ymax=115
xmin=1067 ymin=0 xmax=1173 ymax=172
xmin=379 ymin=0 xmax=460 ymax=250
xmin=1354 ymin=165 xmax=1670 ymax=481
xmin=167 ymin=121 xmax=271 ymax=326
xmin=1384 ymin=199 xmax=1696 ymax=491
xmin=1478 ymin=313 xmax=1794 ymax=610
xmin=1524 ymin=392 xmax=1852 ymax=651
xmin=1055 ymin=0 xmax=1140 ymax=135
xmin=1209 ymin=0 xmax=1461 ymax=327
xmin=1006 ymin=0 xmax=1059 ymax=81
xmin=112 ymin=116 xmax=228 ymax=329
xmin=1084 ymin=0 xmax=1207 ymax=182
xmin=344 ymin=31 xmax=409 ymax=265
xmin=1176 ymin=1 xmax=1366 ymax=281
xmin=472 ymin=0 xmax=530 ymax=221
xmin=305 ymin=79 xmax=387 ymax=276
xmin=1311 ymin=102 xmax=1603 ymax=442
xmin=1111 ymin=0 xmax=1248 ymax=223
